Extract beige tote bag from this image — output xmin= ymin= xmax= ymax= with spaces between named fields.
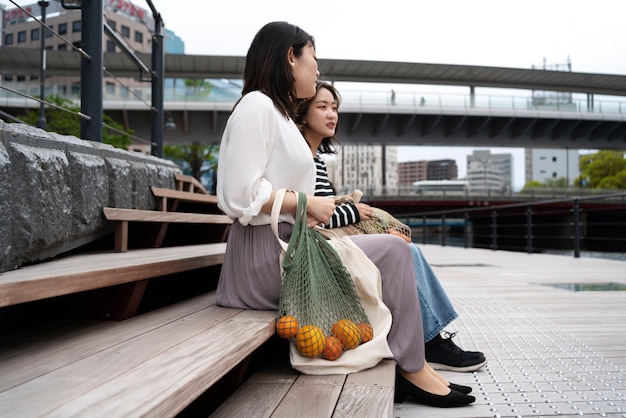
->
xmin=271 ymin=189 xmax=393 ymax=375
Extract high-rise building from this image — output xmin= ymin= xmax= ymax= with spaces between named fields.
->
xmin=427 ymin=159 xmax=457 ymax=180
xmin=397 ymin=160 xmax=428 ymax=186
xmin=525 ymin=148 xmax=580 ymax=185
xmin=466 ymin=150 xmax=512 ymax=194
xmin=397 ymin=159 xmax=458 ymax=187
xmin=324 ymin=145 xmax=398 ymax=195
xmin=1 ymin=1 xmax=182 ymax=100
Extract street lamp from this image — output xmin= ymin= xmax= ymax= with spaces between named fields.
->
xmin=37 ymin=0 xmax=49 ymax=129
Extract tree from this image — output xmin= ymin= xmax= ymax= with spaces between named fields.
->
xmin=163 ymin=142 xmax=219 ymax=193
xmin=184 ymin=79 xmax=214 ymax=98
xmin=575 ymin=150 xmax=626 ymax=189
xmin=19 ymin=95 xmax=133 ymax=149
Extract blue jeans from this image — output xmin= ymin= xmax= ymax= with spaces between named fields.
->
xmin=409 ymin=244 xmax=458 ymax=342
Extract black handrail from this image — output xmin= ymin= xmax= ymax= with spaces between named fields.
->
xmin=400 ymin=192 xmax=626 ymax=258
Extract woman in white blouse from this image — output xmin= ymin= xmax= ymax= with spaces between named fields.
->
xmin=216 ymin=21 xmax=475 ymax=408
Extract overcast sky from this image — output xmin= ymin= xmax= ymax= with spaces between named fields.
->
xmin=3 ymin=0 xmax=624 ymax=189
xmin=155 ymin=0 xmax=626 ymax=190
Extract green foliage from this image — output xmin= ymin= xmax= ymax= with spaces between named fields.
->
xmin=184 ymin=79 xmax=214 ymax=98
xmin=19 ymin=95 xmax=133 ymax=149
xmin=163 ymin=142 xmax=219 ymax=188
xmin=521 ymin=177 xmax=569 ymax=192
xmin=575 ymin=150 xmax=626 ymax=189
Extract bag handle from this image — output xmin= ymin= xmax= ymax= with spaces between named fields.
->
xmin=270 ymin=188 xmax=290 ymax=251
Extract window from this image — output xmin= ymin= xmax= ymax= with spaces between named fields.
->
xmin=58 ymin=44 xmax=67 ymax=51
xmin=105 ymin=82 xmax=115 ymax=95
xmin=134 ymin=31 xmax=143 ymax=43
xmin=4 ymin=33 xmax=14 ymax=45
xmin=18 ymin=31 xmax=26 ymax=43
xmin=72 ymin=20 xmax=81 ymax=33
xmin=31 ymin=28 xmax=40 ymax=41
xmin=121 ymin=25 xmax=130 ymax=38
xmin=106 ymin=40 xmax=115 ymax=52
xmin=57 ymin=85 xmax=67 ymax=96
xmin=3 ymin=75 xmax=13 ymax=82
xmin=45 ymin=25 xmax=53 ymax=38
xmin=17 ymin=75 xmax=26 ymax=82
xmin=71 ymin=82 xmax=81 ymax=95
xmin=58 ymin=23 xmax=67 ymax=35
xmin=72 ymin=41 xmax=81 ymax=49
xmin=45 ymin=46 xmax=53 ymax=51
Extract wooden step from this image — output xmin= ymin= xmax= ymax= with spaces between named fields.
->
xmin=0 ymin=291 xmax=277 ymax=417
xmin=210 ymin=358 xmax=396 ymax=418
xmin=103 ymin=208 xmax=232 ymax=252
xmin=0 ymin=243 xmax=226 ymax=308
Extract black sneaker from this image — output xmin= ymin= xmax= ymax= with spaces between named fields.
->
xmin=425 ymin=331 xmax=487 ymax=372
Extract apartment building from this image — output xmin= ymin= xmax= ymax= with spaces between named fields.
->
xmin=1 ymin=0 xmax=156 ymax=100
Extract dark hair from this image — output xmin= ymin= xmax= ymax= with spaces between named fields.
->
xmin=296 ymin=81 xmax=341 ymax=155
xmin=240 ymin=22 xmax=315 ymax=119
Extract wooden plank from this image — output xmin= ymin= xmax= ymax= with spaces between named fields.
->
xmin=1 ymin=310 xmax=277 ymax=417
xmin=210 ymin=360 xmax=298 ymax=418
xmin=271 ymin=373 xmax=346 ymax=418
xmin=175 ymin=173 xmax=208 ymax=194
xmin=333 ymin=360 xmax=396 ymax=418
xmin=151 ymin=187 xmax=218 ymax=204
xmin=0 ymin=243 xmax=226 ymax=307
xmin=0 ymin=292 xmax=219 ymax=390
xmin=103 ymin=207 xmax=231 ymax=224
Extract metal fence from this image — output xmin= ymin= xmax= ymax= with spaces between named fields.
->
xmin=399 ymin=192 xmax=626 ymax=258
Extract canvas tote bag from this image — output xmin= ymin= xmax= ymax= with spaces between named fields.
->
xmin=271 ymin=189 xmax=393 ymax=375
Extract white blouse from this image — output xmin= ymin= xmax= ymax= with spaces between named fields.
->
xmin=217 ymin=91 xmax=316 ymax=226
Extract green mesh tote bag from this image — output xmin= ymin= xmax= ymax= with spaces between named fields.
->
xmin=271 ymin=189 xmax=392 ymax=375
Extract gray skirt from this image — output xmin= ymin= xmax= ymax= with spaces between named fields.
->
xmin=216 ymin=221 xmax=425 ymax=372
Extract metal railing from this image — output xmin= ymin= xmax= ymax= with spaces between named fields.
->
xmin=2 ymin=82 xmax=626 ymax=115
xmin=397 ymin=192 xmax=626 ymax=258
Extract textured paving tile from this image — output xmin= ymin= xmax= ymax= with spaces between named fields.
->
xmin=394 ymin=247 xmax=626 ymax=417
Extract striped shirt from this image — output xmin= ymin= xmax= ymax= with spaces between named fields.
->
xmin=314 ymin=158 xmax=360 ymax=228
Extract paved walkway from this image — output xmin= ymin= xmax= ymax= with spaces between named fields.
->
xmin=395 ymin=246 xmax=626 ymax=418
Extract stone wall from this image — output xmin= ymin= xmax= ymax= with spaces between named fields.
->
xmin=0 ymin=121 xmax=181 ymax=273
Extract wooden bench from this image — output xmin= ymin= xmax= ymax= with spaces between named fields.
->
xmin=0 ymin=291 xmax=277 ymax=417
xmin=0 ymin=243 xmax=226 ymax=319
xmin=211 ymin=359 xmax=396 ymax=418
xmin=103 ymin=207 xmax=232 ymax=252
xmin=152 ymin=186 xmax=219 ymax=209
xmin=175 ymin=172 xmax=209 ymax=194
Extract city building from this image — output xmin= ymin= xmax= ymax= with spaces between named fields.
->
xmin=466 ymin=150 xmax=513 ymax=194
xmin=397 ymin=160 xmax=428 ymax=186
xmin=324 ymin=145 xmax=398 ymax=195
xmin=397 ymin=159 xmax=457 ymax=187
xmin=525 ymin=148 xmax=580 ymax=185
xmin=0 ymin=0 xmax=179 ymax=101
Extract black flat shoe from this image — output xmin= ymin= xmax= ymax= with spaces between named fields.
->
xmin=449 ymin=382 xmax=473 ymax=394
xmin=395 ymin=374 xmax=475 ymax=407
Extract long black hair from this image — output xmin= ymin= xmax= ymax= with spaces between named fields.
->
xmin=240 ymin=22 xmax=315 ymax=119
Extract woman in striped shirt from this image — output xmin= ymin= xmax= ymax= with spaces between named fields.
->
xmin=297 ymin=82 xmax=487 ymax=376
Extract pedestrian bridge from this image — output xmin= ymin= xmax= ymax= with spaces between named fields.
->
xmin=1 ymin=50 xmax=626 ymax=149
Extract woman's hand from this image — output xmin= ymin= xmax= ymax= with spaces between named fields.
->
xmin=356 ymin=203 xmax=374 ymax=221
xmin=306 ymin=196 xmax=336 ymax=228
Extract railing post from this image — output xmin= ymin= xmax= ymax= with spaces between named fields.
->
xmin=491 ymin=210 xmax=497 ymax=250
xmin=526 ymin=204 xmax=533 ymax=254
xmin=464 ymin=212 xmax=469 ymax=248
xmin=441 ymin=214 xmax=446 ymax=247
xmin=573 ymin=198 xmax=580 ymax=258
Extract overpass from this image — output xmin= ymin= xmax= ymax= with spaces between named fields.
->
xmin=1 ymin=49 xmax=626 ymax=149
